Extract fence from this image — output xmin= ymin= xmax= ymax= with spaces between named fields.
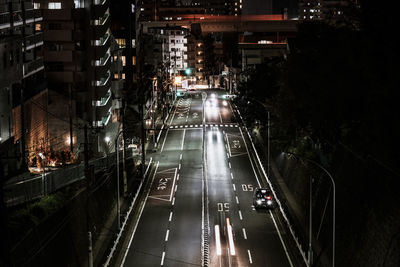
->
xmin=3 ymin=149 xmax=134 ymax=207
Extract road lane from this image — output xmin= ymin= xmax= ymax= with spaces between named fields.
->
xmin=121 ymin=91 xmax=295 ymax=267
xmin=163 ymin=128 xmax=203 ymax=266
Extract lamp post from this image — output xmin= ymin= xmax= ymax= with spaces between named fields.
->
xmin=284 ymin=152 xmax=335 ymax=267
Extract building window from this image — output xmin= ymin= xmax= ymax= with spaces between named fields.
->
xmin=74 ymin=0 xmax=82 ymax=8
xmin=115 ymin=38 xmax=126 ymax=48
xmin=132 ymin=56 xmax=136 ymax=65
xmin=35 ymin=23 xmax=41 ymax=31
xmin=121 ymin=56 xmax=126 ymax=66
xmin=48 ymin=2 xmax=62 ymax=9
xmin=33 ymin=3 xmax=40 ymax=9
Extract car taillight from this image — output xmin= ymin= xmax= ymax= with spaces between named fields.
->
xmin=266 ymin=196 xmax=272 ymax=200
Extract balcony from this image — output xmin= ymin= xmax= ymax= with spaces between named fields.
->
xmin=25 ymin=9 xmax=42 ymax=24
xmin=95 ymin=99 xmax=112 ymax=124
xmin=24 ymin=32 xmax=44 ymax=51
xmin=0 ymin=13 xmax=10 ymax=29
xmin=92 ymin=71 xmax=111 ymax=100
xmin=92 ymin=31 xmax=110 ymax=55
xmin=94 ymin=53 xmax=111 ymax=80
xmin=23 ymin=57 xmax=44 ymax=78
xmin=93 ymin=0 xmax=109 ymax=18
xmin=92 ymin=12 xmax=110 ymax=38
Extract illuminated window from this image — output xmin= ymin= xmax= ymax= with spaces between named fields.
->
xmin=114 ymin=73 xmax=119 ymax=79
xmin=33 ymin=3 xmax=40 ymax=9
xmin=115 ymin=38 xmax=126 ymax=48
xmin=122 ymin=73 xmax=125 ymax=79
xmin=48 ymin=2 xmax=61 ymax=9
xmin=35 ymin=23 xmax=41 ymax=31
xmin=132 ymin=56 xmax=136 ymax=65
xmin=121 ymin=56 xmax=126 ymax=66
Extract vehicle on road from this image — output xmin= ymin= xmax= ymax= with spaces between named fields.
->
xmin=253 ymin=188 xmax=275 ymax=209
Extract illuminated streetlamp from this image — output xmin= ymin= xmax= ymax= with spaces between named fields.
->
xmin=283 ymin=152 xmax=335 ymax=267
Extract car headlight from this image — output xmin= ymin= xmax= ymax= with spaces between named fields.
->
xmin=256 ymin=200 xmax=262 ymax=205
xmin=267 ymin=200 xmax=272 ymax=205
xmin=222 ymin=100 xmax=228 ymax=106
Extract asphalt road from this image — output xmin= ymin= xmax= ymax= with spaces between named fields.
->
xmin=121 ymin=90 xmax=293 ymax=267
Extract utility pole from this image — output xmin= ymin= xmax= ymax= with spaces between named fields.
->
xmin=69 ymin=86 xmax=73 ymax=153
xmin=267 ymin=111 xmax=270 ymax=177
xmin=308 ymin=176 xmax=313 ymax=266
xmin=136 ymin=0 xmax=146 ymax=178
xmin=20 ymin=82 xmax=26 ymax=169
xmin=84 ymin=125 xmax=93 ymax=267
xmin=0 ymin=165 xmax=11 ymax=267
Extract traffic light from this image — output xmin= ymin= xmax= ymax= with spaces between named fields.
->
xmin=184 ymin=68 xmax=192 ymax=76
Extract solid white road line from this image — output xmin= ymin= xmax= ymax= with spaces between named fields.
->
xmin=215 ymin=225 xmax=222 ymax=255
xmin=269 ymin=210 xmax=294 ymax=267
xmin=160 ymin=129 xmax=169 ymax=153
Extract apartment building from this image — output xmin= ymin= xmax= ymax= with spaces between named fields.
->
xmin=34 ymin=0 xmax=122 ymax=154
xmin=1 ymin=0 xmax=44 ymax=173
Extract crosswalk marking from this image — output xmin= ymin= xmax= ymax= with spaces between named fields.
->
xmin=169 ymin=123 xmax=239 ymax=129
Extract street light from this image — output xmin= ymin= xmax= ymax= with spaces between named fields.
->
xmin=283 ymin=151 xmax=336 ymax=267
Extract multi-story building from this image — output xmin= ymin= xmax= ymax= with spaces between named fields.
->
xmin=147 ymin=26 xmax=188 ymax=77
xmin=35 ymin=0 xmax=122 ymax=154
xmin=1 ymin=0 xmax=44 ymax=173
xmin=0 ymin=36 xmax=22 ymax=145
xmin=205 ymin=0 xmax=241 ymax=16
xmin=299 ymin=0 xmax=357 ymax=20
xmin=299 ymin=0 xmax=322 ymax=20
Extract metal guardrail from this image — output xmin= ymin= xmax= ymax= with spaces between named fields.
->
xmin=103 ymin=157 xmax=153 ymax=267
xmin=235 ymin=106 xmax=310 ymax=266
xmin=3 ymin=149 xmax=134 ymax=207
